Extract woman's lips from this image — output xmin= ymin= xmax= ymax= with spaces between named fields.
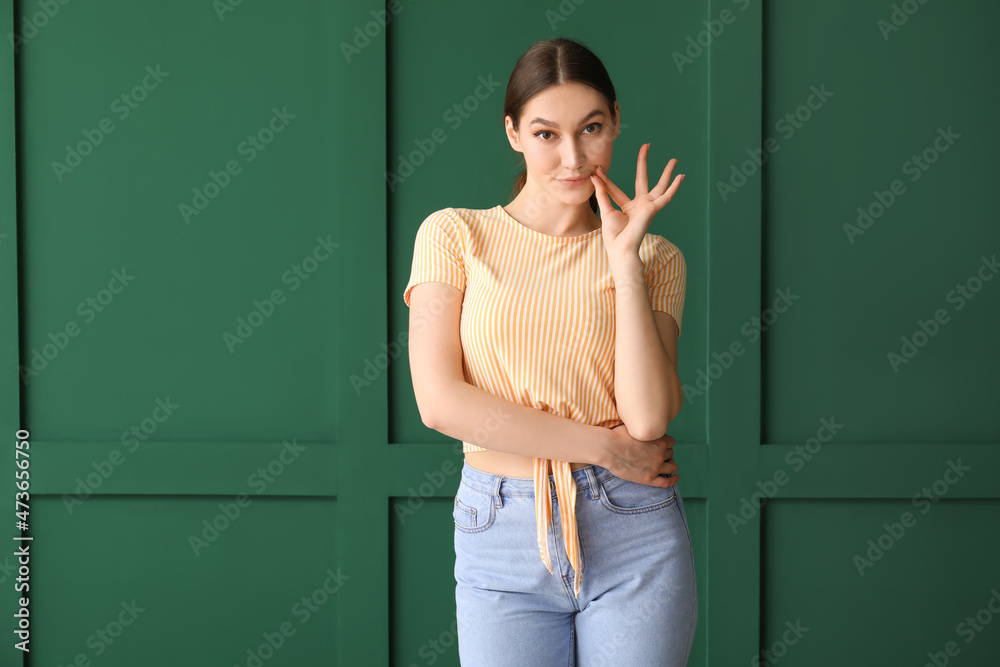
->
xmin=557 ymin=175 xmax=589 ymax=187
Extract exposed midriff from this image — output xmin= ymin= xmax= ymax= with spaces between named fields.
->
xmin=465 ymin=450 xmax=590 ymax=478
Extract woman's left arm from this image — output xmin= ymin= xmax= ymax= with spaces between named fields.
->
xmin=610 ymin=254 xmax=682 ymax=440
xmin=590 ymin=142 xmax=686 ymax=441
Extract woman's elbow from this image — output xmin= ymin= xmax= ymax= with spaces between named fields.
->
xmin=418 ymin=405 xmax=438 ymax=430
xmin=624 ymin=401 xmax=681 ymax=440
xmin=415 ymin=382 xmax=460 ymax=431
xmin=416 ymin=395 xmax=444 ymax=430
xmin=618 ymin=409 xmax=668 ymax=441
xmin=628 ymin=421 xmax=669 ymax=442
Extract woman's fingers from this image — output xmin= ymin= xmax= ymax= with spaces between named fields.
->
xmin=649 ymin=158 xmax=678 ymax=199
xmin=590 ymin=172 xmax=611 ymax=216
xmin=595 ymin=165 xmax=631 ymax=209
xmin=652 ymin=174 xmax=684 ymax=211
xmin=635 ymin=143 xmax=650 ymax=196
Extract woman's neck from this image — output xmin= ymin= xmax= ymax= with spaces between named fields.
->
xmin=504 ymin=185 xmax=601 ymax=237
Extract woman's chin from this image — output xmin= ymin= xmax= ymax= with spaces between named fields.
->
xmin=550 ymin=186 xmax=594 ymax=206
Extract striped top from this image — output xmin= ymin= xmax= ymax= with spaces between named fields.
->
xmin=403 ymin=204 xmax=686 ymax=600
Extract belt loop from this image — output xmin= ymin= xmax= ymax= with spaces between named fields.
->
xmin=583 ymin=465 xmax=600 ymax=500
xmin=493 ymin=474 xmax=504 ymax=509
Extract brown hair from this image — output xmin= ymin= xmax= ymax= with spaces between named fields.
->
xmin=504 ymin=37 xmax=618 ymax=214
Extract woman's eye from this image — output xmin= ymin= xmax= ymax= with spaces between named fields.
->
xmin=534 ymin=123 xmax=602 ymax=141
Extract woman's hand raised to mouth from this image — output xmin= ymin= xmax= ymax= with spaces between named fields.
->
xmin=590 ymin=142 xmax=685 ymax=259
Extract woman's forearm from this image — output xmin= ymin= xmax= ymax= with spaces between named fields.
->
xmin=611 ymin=253 xmax=681 ymax=440
xmin=426 ymin=380 xmax=612 ymax=468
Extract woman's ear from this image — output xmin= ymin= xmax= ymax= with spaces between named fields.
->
xmin=504 ymin=115 xmax=524 ymax=153
xmin=612 ymin=102 xmax=621 ymax=140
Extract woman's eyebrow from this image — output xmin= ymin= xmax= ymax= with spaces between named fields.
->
xmin=528 ymin=109 xmax=605 ymax=128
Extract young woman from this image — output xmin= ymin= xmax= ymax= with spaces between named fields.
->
xmin=404 ymin=37 xmax=697 ymax=666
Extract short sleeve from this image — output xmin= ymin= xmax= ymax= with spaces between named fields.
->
xmin=645 ymin=236 xmax=687 ymax=338
xmin=403 ymin=208 xmax=467 ymax=307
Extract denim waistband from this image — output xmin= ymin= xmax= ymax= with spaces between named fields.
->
xmin=460 ymin=460 xmax=618 ymax=498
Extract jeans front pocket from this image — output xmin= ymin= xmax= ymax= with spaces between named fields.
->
xmin=598 ymin=476 xmax=678 ymax=515
xmin=453 ymin=482 xmax=497 ymax=534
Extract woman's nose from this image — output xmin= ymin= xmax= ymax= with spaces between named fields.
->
xmin=562 ymin=139 xmax=585 ymax=168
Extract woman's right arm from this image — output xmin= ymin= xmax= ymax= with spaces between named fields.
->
xmin=407 ymin=282 xmax=677 ymax=486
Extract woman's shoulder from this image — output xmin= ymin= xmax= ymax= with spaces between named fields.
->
xmin=419 ymin=206 xmax=505 ymax=239
xmin=639 ymin=232 xmax=685 ymax=270
xmin=641 ymin=231 xmax=681 ymax=249
xmin=420 ymin=205 xmax=495 ymax=226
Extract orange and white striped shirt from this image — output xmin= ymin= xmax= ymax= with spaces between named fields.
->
xmin=403 ymin=204 xmax=686 ymax=600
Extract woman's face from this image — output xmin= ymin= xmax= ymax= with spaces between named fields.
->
xmin=505 ymin=81 xmax=620 ymax=207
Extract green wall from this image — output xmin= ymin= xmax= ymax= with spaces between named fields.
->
xmin=1 ymin=1 xmax=997 ymax=665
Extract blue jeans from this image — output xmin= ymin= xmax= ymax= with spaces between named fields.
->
xmin=453 ymin=460 xmax=698 ymax=666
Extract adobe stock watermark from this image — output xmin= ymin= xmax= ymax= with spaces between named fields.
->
xmin=920 ymin=587 xmax=1000 ymax=667
xmin=886 ymin=253 xmax=997 ymax=373
xmin=213 ymin=0 xmax=246 ymax=21
xmin=843 ymin=126 xmax=960 ymax=244
xmin=716 ymin=84 xmax=834 ymax=202
xmin=395 ymin=441 xmax=464 ymax=526
xmin=0 ymin=557 xmax=14 ymax=587
xmin=188 ymin=438 xmax=306 ymax=556
xmin=51 ymin=65 xmax=170 ymax=182
xmin=726 ymin=416 xmax=843 ymax=535
xmin=178 ymin=106 xmax=296 ymax=224
xmin=395 ymin=402 xmax=512 ymax=525
xmin=351 ymin=277 xmax=461 ymax=395
xmin=751 ymin=619 xmax=810 ymax=667
xmin=877 ymin=0 xmax=932 ymax=41
xmin=683 ymin=287 xmax=799 ymax=404
xmin=8 ymin=0 xmax=75 ymax=53
xmin=672 ymin=0 xmax=751 ymax=73
xmin=19 ymin=267 xmax=136 ymax=386
xmin=544 ymin=0 xmax=589 ymax=30
xmin=340 ymin=0 xmax=414 ymax=63
xmin=55 ymin=599 xmax=145 ymax=665
xmin=222 ymin=234 xmax=340 ymax=353
xmin=386 ymin=74 xmax=503 ymax=193
xmin=232 ymin=567 xmax=350 ymax=667
xmin=405 ymin=616 xmax=459 ymax=667
xmin=61 ymin=396 xmax=180 ymax=514
xmin=852 ymin=458 xmax=970 ymax=576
